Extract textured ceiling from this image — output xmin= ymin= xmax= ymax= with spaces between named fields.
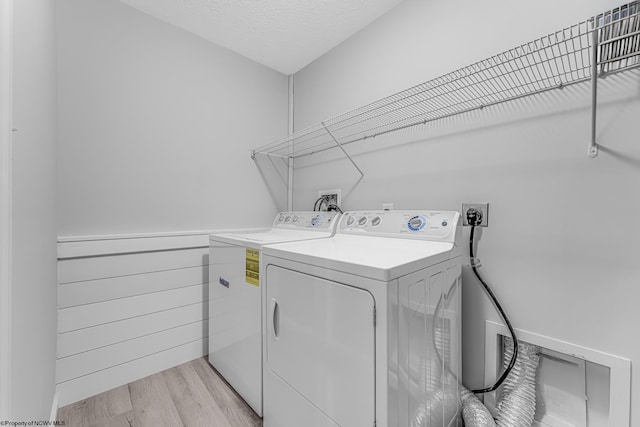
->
xmin=119 ymin=0 xmax=403 ymax=74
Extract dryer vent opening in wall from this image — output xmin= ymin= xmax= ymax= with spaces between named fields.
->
xmin=484 ymin=321 xmax=631 ymax=427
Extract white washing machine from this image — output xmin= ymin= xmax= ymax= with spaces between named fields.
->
xmin=208 ymin=211 xmax=341 ymax=416
xmin=261 ymin=210 xmax=462 ymax=427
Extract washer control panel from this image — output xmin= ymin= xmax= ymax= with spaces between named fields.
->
xmin=273 ymin=211 xmax=340 ymax=230
xmin=339 ymin=210 xmax=459 ymax=241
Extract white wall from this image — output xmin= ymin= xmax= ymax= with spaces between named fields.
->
xmin=294 ymin=0 xmax=625 ymax=130
xmin=0 ymin=0 xmax=12 ymax=418
xmin=56 ymin=0 xmax=289 ymax=236
xmin=293 ymin=0 xmax=640 ymax=423
xmin=11 ymin=0 xmax=58 ymax=419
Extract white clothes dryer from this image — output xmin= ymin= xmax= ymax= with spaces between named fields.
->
xmin=208 ymin=211 xmax=340 ymax=416
xmin=261 ymin=210 xmax=462 ymax=427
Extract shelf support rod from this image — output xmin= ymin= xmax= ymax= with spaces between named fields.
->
xmin=287 ymin=75 xmax=294 ymax=210
xmin=322 ymin=122 xmax=365 ymax=181
xmin=589 ymin=21 xmax=599 ymax=158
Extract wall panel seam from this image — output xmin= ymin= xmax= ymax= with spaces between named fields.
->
xmin=56 ymin=319 xmax=208 ymax=359
xmin=58 ymin=282 xmax=205 ymax=311
xmin=58 ymin=268 xmax=208 ymax=285
xmin=58 ymin=298 xmax=208 ymax=334
xmin=55 ymin=337 xmax=207 ymax=385
xmin=56 ymin=301 xmax=206 ymax=338
xmin=58 ymin=264 xmax=207 ymax=287
xmin=58 ymin=245 xmax=209 ymax=261
xmin=58 ymin=280 xmax=207 ymax=308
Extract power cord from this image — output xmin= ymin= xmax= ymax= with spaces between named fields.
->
xmin=313 ymin=196 xmax=343 ymax=213
xmin=467 ymin=208 xmax=519 ymax=394
xmin=313 ymin=195 xmax=329 ymax=211
xmin=327 ymin=204 xmax=343 ymax=213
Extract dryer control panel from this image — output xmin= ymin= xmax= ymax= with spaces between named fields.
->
xmin=273 ymin=211 xmax=340 ymax=230
xmin=339 ymin=210 xmax=460 ymax=242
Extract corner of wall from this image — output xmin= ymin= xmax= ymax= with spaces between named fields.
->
xmin=49 ymin=392 xmax=58 ymax=422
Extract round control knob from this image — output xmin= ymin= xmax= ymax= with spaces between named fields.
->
xmin=311 ymin=215 xmax=321 ymax=227
xmin=292 ymin=215 xmax=298 ymax=223
xmin=358 ymin=216 xmax=368 ymax=226
xmin=284 ymin=216 xmax=291 ymax=223
xmin=371 ymin=216 xmax=382 ymax=227
xmin=278 ymin=214 xmax=284 ymax=222
xmin=346 ymin=216 xmax=355 ymax=226
xmin=408 ymin=215 xmax=426 ymax=231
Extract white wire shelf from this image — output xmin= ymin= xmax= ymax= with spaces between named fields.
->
xmin=252 ymin=2 xmax=640 ymax=164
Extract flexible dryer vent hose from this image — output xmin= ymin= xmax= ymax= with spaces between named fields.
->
xmin=496 ymin=338 xmax=540 ymax=427
xmin=461 ymin=386 xmax=496 ymax=427
xmin=461 ymin=338 xmax=540 ymax=427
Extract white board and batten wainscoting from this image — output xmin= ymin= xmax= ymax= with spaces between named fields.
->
xmin=56 ymin=229 xmax=261 ymax=407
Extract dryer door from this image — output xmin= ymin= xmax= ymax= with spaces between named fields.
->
xmin=265 ymin=265 xmax=375 ymax=427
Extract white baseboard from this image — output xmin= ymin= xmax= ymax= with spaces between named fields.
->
xmin=49 ymin=391 xmax=58 ymax=422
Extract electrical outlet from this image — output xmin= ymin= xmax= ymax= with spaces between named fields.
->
xmin=317 ymin=189 xmax=342 ymax=210
xmin=462 ymin=202 xmax=489 ymax=227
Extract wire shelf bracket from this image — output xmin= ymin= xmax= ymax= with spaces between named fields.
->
xmin=322 ymin=122 xmax=365 ymax=182
xmin=251 ymin=2 xmax=640 ymax=162
xmin=590 ymin=22 xmax=600 ymax=158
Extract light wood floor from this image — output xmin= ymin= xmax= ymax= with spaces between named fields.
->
xmin=57 ymin=357 xmax=263 ymax=427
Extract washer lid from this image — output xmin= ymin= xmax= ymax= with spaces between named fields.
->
xmin=209 ymin=228 xmax=336 ymax=249
xmin=262 ymin=234 xmax=457 ymax=281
